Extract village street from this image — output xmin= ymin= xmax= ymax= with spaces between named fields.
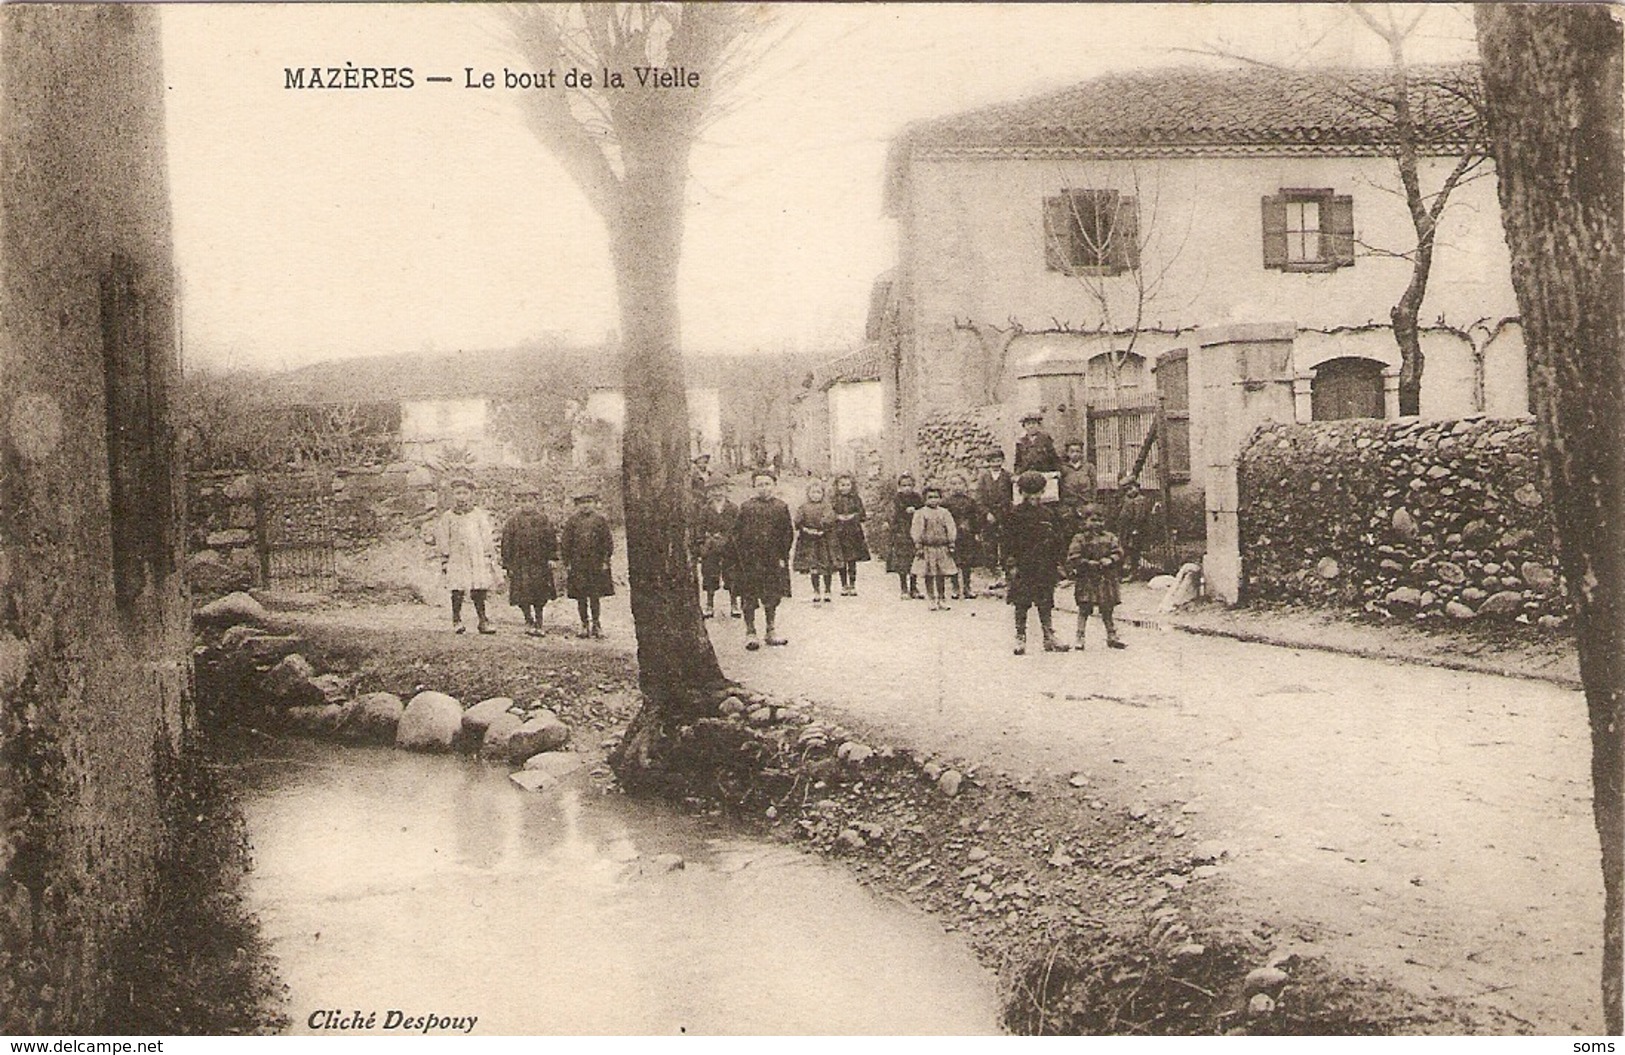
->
xmin=703 ymin=580 xmax=1602 ymax=1033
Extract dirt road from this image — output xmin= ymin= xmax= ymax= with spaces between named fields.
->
xmin=703 ymin=583 xmax=1603 ymax=1033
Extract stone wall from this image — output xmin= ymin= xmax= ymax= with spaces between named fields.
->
xmin=912 ymin=408 xmax=1005 ymax=486
xmin=1238 ymin=418 xmax=1565 ymax=627
xmin=0 ymin=7 xmax=191 ymax=1030
xmin=188 ymin=463 xmax=622 ymax=598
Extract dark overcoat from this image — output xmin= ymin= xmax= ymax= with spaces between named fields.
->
xmin=1014 ymin=431 xmax=1061 ymax=474
xmin=560 ymin=509 xmax=615 ymax=599
xmin=885 ymin=489 xmax=924 ymax=573
xmin=792 ymin=499 xmax=837 ymax=574
xmin=694 ymin=497 xmax=739 ymax=590
xmin=1067 ymin=527 xmax=1124 ymax=608
xmin=1003 ymin=499 xmax=1065 ymax=607
xmin=501 ymin=507 xmax=558 ymax=607
xmin=941 ymin=492 xmax=983 ymax=569
xmin=730 ymin=494 xmax=794 ymax=602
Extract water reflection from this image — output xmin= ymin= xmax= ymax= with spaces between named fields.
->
xmin=238 ymin=741 xmax=999 ymax=1035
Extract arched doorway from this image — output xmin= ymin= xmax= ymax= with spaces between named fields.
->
xmin=1311 ymin=357 xmax=1385 ymax=420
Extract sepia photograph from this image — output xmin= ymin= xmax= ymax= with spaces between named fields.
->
xmin=0 ymin=0 xmax=1620 ymax=1039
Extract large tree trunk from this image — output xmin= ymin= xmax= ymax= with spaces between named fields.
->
xmin=609 ymin=133 xmax=727 ymax=781
xmin=1477 ymin=5 xmax=1624 ymax=1033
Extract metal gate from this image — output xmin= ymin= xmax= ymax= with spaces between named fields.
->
xmin=256 ymin=472 xmax=337 ymax=592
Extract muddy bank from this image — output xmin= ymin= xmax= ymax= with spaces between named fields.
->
xmin=256 ymin=610 xmax=1531 ymax=1035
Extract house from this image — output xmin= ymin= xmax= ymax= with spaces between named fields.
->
xmin=789 ymin=345 xmax=886 ymax=475
xmin=878 ymin=62 xmax=1525 ymax=501
xmin=569 ymin=385 xmax=722 ymax=469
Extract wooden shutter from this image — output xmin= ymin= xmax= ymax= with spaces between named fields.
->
xmin=1112 ymin=196 xmax=1140 ymax=273
xmin=1043 ymin=195 xmax=1072 ymax=272
xmin=1261 ymin=195 xmax=1288 ymax=269
xmin=1323 ymin=194 xmax=1355 ymax=267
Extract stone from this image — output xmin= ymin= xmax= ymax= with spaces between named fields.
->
xmin=263 ymin=654 xmax=320 ymax=705
xmin=509 ymin=770 xmax=556 ymax=793
xmin=1435 ymin=561 xmax=1466 ymax=584
xmin=1425 ymin=464 xmax=1452 ymax=479
xmin=1513 ymin=483 xmax=1543 ymax=507
xmin=396 ymin=691 xmax=464 ymax=752
xmin=523 ymin=751 xmax=586 ymax=777
xmin=837 ymin=741 xmax=874 ymax=765
xmin=462 ymin=696 xmax=517 ymax=738
xmin=718 ymin=695 xmax=747 ymax=717
xmin=1191 ymin=841 xmax=1230 ymax=865
xmin=1521 ymin=562 xmax=1556 ymax=590
xmin=967 ymin=847 xmax=989 ymax=862
xmin=1147 ymin=574 xmax=1176 ymax=590
xmin=836 ymin=828 xmax=867 ymax=851
xmin=1385 ymin=586 xmax=1422 ymax=608
xmin=1068 ymin=773 xmax=1090 ymax=788
xmin=1419 ymin=591 xmax=1437 ymax=608
xmin=1460 ymin=587 xmax=1487 ymax=604
xmin=651 ymin=853 xmax=685 ymax=872
xmin=1479 ymin=591 xmax=1524 ymax=616
xmin=310 ymin=673 xmax=348 ymax=705
xmin=1446 ymin=601 xmax=1477 ymax=620
xmin=747 ymin=707 xmax=774 ymax=725
xmin=937 ymin=769 xmax=964 ymax=797
xmin=1538 ymin=615 xmax=1566 ymax=631
xmin=508 ymin=711 xmax=571 ymax=757
xmin=1315 ymin=557 xmax=1339 ymax=579
xmin=284 ymin=703 xmax=344 ymax=736
xmin=1171 ymin=943 xmax=1206 ymax=961
xmin=1192 ymin=865 xmax=1220 ymax=880
xmin=479 ymin=712 xmax=527 ymax=759
xmin=922 ymin=761 xmax=944 ymax=781
xmin=1391 ymin=508 xmax=1418 ymax=539
xmin=1248 ymin=993 xmax=1276 ymax=1017
xmin=222 ymin=474 xmax=257 ymax=500
xmin=1245 ymin=966 xmax=1290 ymax=993
xmin=344 ymin=692 xmax=404 ymax=743
xmin=195 ymin=591 xmax=270 ymax=627
xmin=1461 ymin=518 xmax=1493 ymax=544
xmin=220 ymin=624 xmax=261 ymax=650
xmin=206 ymin=528 xmax=253 ymax=548
xmin=1378 ymin=559 xmax=1403 ymax=573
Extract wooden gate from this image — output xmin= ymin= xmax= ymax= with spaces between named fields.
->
xmin=1085 ymin=395 xmax=1173 ymax=573
xmin=256 ymin=472 xmax=337 ymax=592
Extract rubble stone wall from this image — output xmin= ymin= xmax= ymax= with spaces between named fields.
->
xmin=1238 ymin=417 xmax=1565 ymax=628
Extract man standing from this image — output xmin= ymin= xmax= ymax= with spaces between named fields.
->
xmin=560 ymin=491 xmax=614 ymax=639
xmin=1013 ymin=412 xmax=1061 ymax=475
xmin=730 ymin=470 xmax=794 ymax=651
xmin=500 ymin=481 xmax=558 ymax=637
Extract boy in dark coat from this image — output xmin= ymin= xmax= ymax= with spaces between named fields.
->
xmin=886 ymin=472 xmax=925 ymax=599
xmin=1013 ymin=412 xmax=1061 ymax=475
xmin=1003 ymin=470 xmax=1070 ymax=655
xmin=560 ymin=492 xmax=614 ymax=639
xmin=694 ymin=479 xmax=740 ymax=619
xmin=500 ymin=481 xmax=558 ymax=637
xmin=975 ymin=448 xmax=1013 ymax=580
xmin=1065 ymin=503 xmax=1127 ymax=650
xmin=940 ymin=472 xmax=983 ymax=600
xmin=730 ymin=470 xmax=794 ymax=650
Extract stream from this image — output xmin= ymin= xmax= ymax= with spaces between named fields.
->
xmin=237 ymin=740 xmax=1001 ymax=1035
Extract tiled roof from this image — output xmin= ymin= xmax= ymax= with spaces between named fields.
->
xmin=897 ymin=63 xmax=1482 ymax=155
xmin=810 ymin=345 xmax=884 ymax=391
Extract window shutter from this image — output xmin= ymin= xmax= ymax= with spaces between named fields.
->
xmin=1261 ymin=195 xmax=1288 ymax=269
xmin=1323 ymin=194 xmax=1355 ymax=267
xmin=1113 ymin=196 xmax=1140 ymax=273
xmin=1043 ymin=195 xmax=1071 ymax=272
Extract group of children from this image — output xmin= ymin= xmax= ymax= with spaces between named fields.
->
xmin=433 ymin=476 xmax=614 ymax=639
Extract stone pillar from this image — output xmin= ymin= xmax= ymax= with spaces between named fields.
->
xmin=1190 ymin=322 xmax=1299 ymax=604
xmin=1293 ymin=374 xmax=1314 ymax=423
xmin=1382 ymin=366 xmax=1403 ymax=418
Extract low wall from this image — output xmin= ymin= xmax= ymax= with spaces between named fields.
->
xmin=1238 ymin=417 xmax=1565 ymax=627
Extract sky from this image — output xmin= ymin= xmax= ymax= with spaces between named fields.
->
xmin=158 ymin=3 xmax=1480 ymax=372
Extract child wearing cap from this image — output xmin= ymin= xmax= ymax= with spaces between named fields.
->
xmin=436 ymin=476 xmax=502 ymax=635
xmin=560 ymin=492 xmax=614 ymax=639
xmin=694 ymin=479 xmax=740 ymax=619
xmin=500 ymin=482 xmax=557 ymax=636
xmin=1003 ymin=470 xmax=1069 ymax=654
xmin=730 ymin=470 xmax=795 ymax=649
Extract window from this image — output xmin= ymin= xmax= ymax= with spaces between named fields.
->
xmin=1044 ymin=189 xmax=1139 ymax=275
xmin=1262 ymin=189 xmax=1354 ymax=272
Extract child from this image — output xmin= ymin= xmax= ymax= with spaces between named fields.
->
xmin=886 ymin=472 xmax=925 ymax=599
xmin=941 ymin=472 xmax=983 ymax=600
xmin=694 ymin=479 xmax=740 ymax=618
xmin=500 ymin=481 xmax=557 ymax=637
xmin=436 ymin=476 xmax=501 ymax=635
xmin=910 ymin=485 xmax=959 ymax=611
xmin=1003 ymin=470 xmax=1069 ymax=654
xmin=793 ymin=480 xmax=838 ymax=603
xmin=830 ymin=472 xmax=869 ymax=596
xmin=560 ymin=492 xmax=614 ymax=639
xmin=975 ymin=449 xmax=1013 ymax=582
xmin=731 ymin=470 xmax=795 ymax=650
xmin=1066 ymin=503 xmax=1128 ymax=650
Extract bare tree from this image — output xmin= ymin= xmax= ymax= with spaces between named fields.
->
xmin=1349 ymin=5 xmax=1491 ymax=416
xmin=501 ymin=5 xmax=780 ymax=779
xmin=1476 ymin=4 xmax=1623 ymax=1033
